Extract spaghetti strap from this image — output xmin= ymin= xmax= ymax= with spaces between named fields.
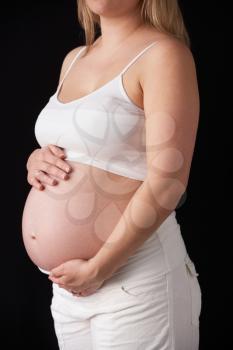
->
xmin=56 ymin=46 xmax=87 ymax=94
xmin=119 ymin=41 xmax=157 ymax=76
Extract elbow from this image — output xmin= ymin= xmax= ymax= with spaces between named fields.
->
xmin=145 ymin=175 xmax=187 ymax=211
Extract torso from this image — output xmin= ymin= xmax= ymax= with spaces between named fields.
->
xmin=22 ymin=161 xmax=141 ymax=270
xmin=22 ymin=27 xmax=168 ymax=272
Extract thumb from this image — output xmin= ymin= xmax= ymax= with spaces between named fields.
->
xmin=50 ymin=263 xmax=65 ymax=277
xmin=48 ymin=144 xmax=66 ymax=159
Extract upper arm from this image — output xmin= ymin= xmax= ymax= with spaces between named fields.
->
xmin=57 ymin=46 xmax=85 ymax=85
xmin=140 ymin=39 xmax=200 ymax=189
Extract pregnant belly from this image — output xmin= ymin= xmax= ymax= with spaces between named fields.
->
xmin=22 ymin=161 xmax=142 ymax=272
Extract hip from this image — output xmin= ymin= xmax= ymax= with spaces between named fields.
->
xmin=100 ymin=210 xmax=189 ymax=291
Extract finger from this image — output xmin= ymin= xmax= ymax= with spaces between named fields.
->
xmin=48 ymin=144 xmax=66 ymax=159
xmin=34 ymin=170 xmax=58 ymax=186
xmin=39 ymin=161 xmax=70 ymax=180
xmin=79 ymin=289 xmax=94 ymax=296
xmin=27 ymin=173 xmax=44 ymax=190
xmin=61 ymin=286 xmax=81 ymax=296
xmin=27 ymin=148 xmax=42 ymax=168
xmin=40 ymin=148 xmax=72 ymax=174
xmin=50 ymin=263 xmax=66 ymax=277
xmin=49 ymin=275 xmax=67 ymax=285
xmin=74 ymin=288 xmax=96 ymax=297
xmin=52 ymin=157 xmax=72 ymax=174
xmin=35 ymin=147 xmax=72 ymax=173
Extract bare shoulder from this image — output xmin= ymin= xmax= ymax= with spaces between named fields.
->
xmin=140 ymin=35 xmax=196 ymax=82
xmin=58 ymin=46 xmax=85 ymax=83
xmin=140 ymin=34 xmax=199 ymax=119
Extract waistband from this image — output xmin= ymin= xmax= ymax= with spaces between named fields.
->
xmin=38 ymin=267 xmax=50 ymax=274
xmin=104 ymin=210 xmax=187 ymax=286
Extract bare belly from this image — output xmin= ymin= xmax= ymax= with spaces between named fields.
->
xmin=22 ymin=161 xmax=142 ymax=271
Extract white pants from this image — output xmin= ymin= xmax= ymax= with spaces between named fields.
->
xmin=49 ymin=211 xmax=202 ymax=350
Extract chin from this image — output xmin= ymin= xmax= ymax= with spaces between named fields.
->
xmin=86 ymin=0 xmax=115 ymax=16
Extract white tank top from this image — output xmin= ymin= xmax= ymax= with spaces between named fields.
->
xmin=35 ymin=41 xmax=157 ymax=181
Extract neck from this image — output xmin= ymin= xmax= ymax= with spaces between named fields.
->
xmin=97 ymin=7 xmax=144 ymax=50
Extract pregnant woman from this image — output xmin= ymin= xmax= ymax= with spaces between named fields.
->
xmin=22 ymin=0 xmax=202 ymax=349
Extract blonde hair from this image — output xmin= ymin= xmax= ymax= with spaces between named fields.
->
xmin=77 ymin=0 xmax=190 ymax=50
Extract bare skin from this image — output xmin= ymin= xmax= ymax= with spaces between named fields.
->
xmin=23 ymin=0 xmax=199 ymax=296
xmin=23 ymin=11 xmax=167 ymax=272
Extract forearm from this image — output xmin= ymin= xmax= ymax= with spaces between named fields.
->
xmin=90 ymin=173 xmax=185 ymax=281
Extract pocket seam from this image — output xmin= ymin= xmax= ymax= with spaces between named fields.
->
xmin=120 ymin=273 xmax=168 ymax=299
xmin=184 ymin=258 xmax=201 ymax=327
xmin=120 ymin=285 xmax=158 ymax=301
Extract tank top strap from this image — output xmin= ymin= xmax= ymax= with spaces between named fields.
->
xmin=119 ymin=41 xmax=157 ymax=76
xmin=56 ymin=46 xmax=87 ymax=93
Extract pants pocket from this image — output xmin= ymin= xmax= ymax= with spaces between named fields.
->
xmin=120 ymin=273 xmax=168 ymax=302
xmin=184 ymin=254 xmax=202 ymax=327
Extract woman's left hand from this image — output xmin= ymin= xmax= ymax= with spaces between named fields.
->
xmin=48 ymin=258 xmax=104 ymax=297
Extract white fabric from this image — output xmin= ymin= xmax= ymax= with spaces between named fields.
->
xmin=49 ymin=211 xmax=202 ymax=349
xmin=34 ymin=42 xmax=158 ymax=181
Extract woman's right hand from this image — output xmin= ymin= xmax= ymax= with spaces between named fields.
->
xmin=26 ymin=144 xmax=72 ymax=191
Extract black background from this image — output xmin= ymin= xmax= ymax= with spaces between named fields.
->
xmin=2 ymin=0 xmax=232 ymax=349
